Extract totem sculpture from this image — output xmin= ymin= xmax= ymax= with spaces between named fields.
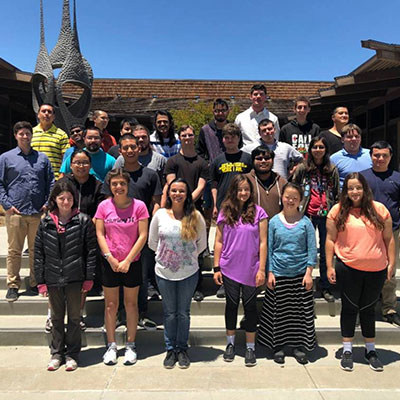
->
xmin=32 ymin=0 xmax=93 ymax=133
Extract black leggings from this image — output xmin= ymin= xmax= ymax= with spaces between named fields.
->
xmin=335 ymin=259 xmax=386 ymax=338
xmin=223 ymin=274 xmax=258 ymax=332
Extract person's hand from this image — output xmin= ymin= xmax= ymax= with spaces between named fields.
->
xmin=213 ymin=271 xmax=223 ymax=286
xmin=38 ymin=284 xmax=48 ymax=297
xmin=387 ymin=264 xmax=395 ymax=281
xmin=107 ymin=255 xmax=119 ymax=272
xmin=41 ymin=205 xmax=48 ymax=213
xmin=117 ymin=259 xmax=131 ymax=274
xmin=255 ymin=270 xmax=266 ymax=287
xmin=6 ymin=206 xmax=20 ymax=215
xmin=82 ymin=280 xmax=93 ymax=293
xmin=267 ymin=272 xmax=276 ymax=290
xmin=327 ymin=266 xmax=336 ymax=284
xmin=212 ymin=206 xmax=218 ymax=220
xmin=302 ymin=274 xmax=313 ymax=291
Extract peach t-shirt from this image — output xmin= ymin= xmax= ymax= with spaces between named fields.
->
xmin=327 ymin=201 xmax=390 ymax=272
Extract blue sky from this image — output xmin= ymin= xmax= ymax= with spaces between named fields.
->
xmin=2 ymin=0 xmax=399 ymax=81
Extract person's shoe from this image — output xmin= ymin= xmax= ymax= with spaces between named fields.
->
xmin=103 ymin=345 xmax=118 ymax=365
xmin=223 ymin=343 xmax=235 ymax=362
xmin=340 ymin=351 xmax=353 ymax=371
xmin=193 ymin=290 xmax=204 ymax=302
xmin=45 ymin=317 xmax=53 ymax=334
xmin=382 ymin=313 xmax=400 ymax=327
xmin=5 ymin=288 xmax=18 ymax=302
xmin=293 ymin=348 xmax=308 ymax=365
xmin=177 ymin=350 xmax=190 ymax=369
xmin=47 ymin=358 xmax=61 ymax=371
xmin=365 ymin=350 xmax=384 ymax=371
xmin=163 ymin=350 xmax=177 ymax=369
xmin=321 ymin=289 xmax=335 ymax=303
xmin=79 ymin=316 xmax=87 ymax=331
xmin=274 ymin=350 xmax=285 ymax=364
xmin=138 ymin=316 xmax=157 ymax=330
xmin=123 ymin=346 xmax=137 ymax=365
xmin=244 ymin=348 xmax=257 ymax=367
xmin=65 ymin=357 xmax=78 ymax=371
xmin=216 ymin=284 xmax=225 ymax=298
xmin=147 ymin=286 xmax=160 ymax=301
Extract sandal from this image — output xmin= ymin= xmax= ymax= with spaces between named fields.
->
xmin=293 ymin=348 xmax=308 ymax=365
xmin=274 ymin=350 xmax=285 ymax=364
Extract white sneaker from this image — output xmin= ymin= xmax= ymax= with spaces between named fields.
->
xmin=123 ymin=346 xmax=137 ymax=365
xmin=65 ymin=357 xmax=78 ymax=371
xmin=47 ymin=358 xmax=61 ymax=371
xmin=103 ymin=346 xmax=118 ymax=365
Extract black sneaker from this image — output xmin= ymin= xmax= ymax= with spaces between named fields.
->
xmin=382 ymin=313 xmax=400 ymax=327
xmin=216 ymin=284 xmax=225 ymax=298
xmin=244 ymin=348 xmax=257 ymax=367
xmin=321 ymin=289 xmax=334 ymax=302
xmin=6 ymin=288 xmax=18 ymax=302
xmin=163 ymin=350 xmax=177 ymax=369
xmin=365 ymin=350 xmax=384 ymax=371
xmin=223 ymin=343 xmax=235 ymax=362
xmin=177 ymin=350 xmax=190 ymax=369
xmin=193 ymin=290 xmax=204 ymax=302
xmin=340 ymin=351 xmax=353 ymax=371
xmin=293 ymin=348 xmax=308 ymax=365
xmin=138 ymin=316 xmax=157 ymax=331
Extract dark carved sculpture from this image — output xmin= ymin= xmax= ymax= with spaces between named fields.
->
xmin=32 ymin=0 xmax=93 ymax=133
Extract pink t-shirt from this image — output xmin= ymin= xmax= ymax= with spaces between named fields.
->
xmin=95 ymin=198 xmax=149 ymax=262
xmin=327 ymin=201 xmax=390 ymax=272
xmin=217 ymin=205 xmax=267 ymax=287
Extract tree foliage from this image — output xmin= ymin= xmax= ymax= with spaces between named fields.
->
xmin=170 ymin=101 xmax=241 ymax=137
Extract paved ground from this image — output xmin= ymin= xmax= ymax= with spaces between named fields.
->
xmin=1 ymin=345 xmax=400 ymax=400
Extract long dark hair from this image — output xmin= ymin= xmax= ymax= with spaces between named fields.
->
xmin=336 ymin=172 xmax=384 ymax=232
xmin=48 ymin=181 xmax=79 ymax=212
xmin=306 ymin=135 xmax=334 ymax=174
xmin=221 ymin=175 xmax=256 ymax=226
xmin=165 ymin=178 xmax=199 ymax=241
xmin=153 ymin=110 xmax=177 ymax=147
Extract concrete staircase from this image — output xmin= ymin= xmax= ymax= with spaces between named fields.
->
xmin=0 ymin=255 xmax=399 ymax=347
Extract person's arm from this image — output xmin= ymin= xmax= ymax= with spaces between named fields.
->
xmin=383 ymin=215 xmax=395 ymax=280
xmin=196 ymin=129 xmax=207 ymax=160
xmin=118 ymin=218 xmax=149 ymax=273
xmin=303 ymin=220 xmax=317 ymax=290
xmin=148 ymin=211 xmax=160 ymax=252
xmin=151 ymin=194 xmax=161 ymax=216
xmin=192 ymin=177 xmax=206 ymax=203
xmin=34 ymin=222 xmax=47 ymax=295
xmin=255 ymin=218 xmax=267 ymax=287
xmin=213 ymin=224 xmax=224 ymax=286
xmin=211 ymin=183 xmax=218 ymax=219
xmin=83 ymin=217 xmax=97 ymax=282
xmin=95 ymin=218 xmax=119 ymax=272
xmin=60 ymin=133 xmax=70 ymax=159
xmin=196 ymin=212 xmax=208 ymax=255
xmin=325 ymin=217 xmax=338 ymax=284
xmin=267 ymin=220 xmax=276 ymax=290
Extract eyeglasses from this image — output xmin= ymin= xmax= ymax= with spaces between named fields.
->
xmin=254 ymin=155 xmax=272 ymax=161
xmin=121 ymin=145 xmax=138 ymax=150
xmin=312 ymin=145 xmax=325 ymax=150
xmin=70 ymin=129 xmax=82 ymax=134
xmin=71 ymin=161 xmax=90 ymax=167
xmin=345 ymin=135 xmax=361 ymax=140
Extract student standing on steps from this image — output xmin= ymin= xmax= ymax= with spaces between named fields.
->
xmin=34 ymin=180 xmax=97 ymax=371
xmin=326 ymin=172 xmax=395 ymax=372
xmin=213 ymin=175 xmax=267 ymax=367
xmin=149 ymin=178 xmax=207 ymax=369
xmin=95 ymin=169 xmax=149 ymax=366
xmin=258 ymin=182 xmax=317 ymax=365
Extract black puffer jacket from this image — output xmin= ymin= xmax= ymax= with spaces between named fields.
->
xmin=34 ymin=213 xmax=97 ymax=287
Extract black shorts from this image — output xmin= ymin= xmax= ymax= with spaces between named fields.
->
xmin=102 ymin=259 xmax=142 ymax=288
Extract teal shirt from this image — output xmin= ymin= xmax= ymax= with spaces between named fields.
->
xmin=60 ymin=149 xmax=115 ymax=182
xmin=268 ymin=214 xmax=317 ymax=277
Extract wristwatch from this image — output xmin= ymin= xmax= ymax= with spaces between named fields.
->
xmin=103 ymin=252 xmax=111 ymax=259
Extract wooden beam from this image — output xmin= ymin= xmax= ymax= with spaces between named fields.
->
xmin=334 ymin=78 xmax=400 ymax=95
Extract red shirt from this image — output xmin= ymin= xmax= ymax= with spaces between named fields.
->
xmin=101 ymin=130 xmax=117 ymax=152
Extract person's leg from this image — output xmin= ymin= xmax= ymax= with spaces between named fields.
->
xmin=381 ymin=229 xmax=399 ymax=321
xmin=64 ymin=282 xmax=82 ymax=362
xmin=138 ymin=244 xmax=151 ymax=316
xmin=26 ymin=214 xmax=41 ymax=288
xmin=176 ymin=272 xmax=198 ymax=351
xmin=124 ymin=286 xmax=140 ymax=343
xmin=5 ymin=213 xmax=27 ymax=290
xmin=223 ymin=275 xmax=241 ymax=335
xmin=156 ymin=276 xmax=178 ymax=351
xmin=48 ymin=286 xmax=67 ymax=362
xmin=241 ymin=283 xmax=258 ymax=366
xmin=103 ymin=287 xmax=120 ymax=344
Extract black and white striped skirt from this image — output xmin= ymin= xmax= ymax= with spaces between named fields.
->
xmin=258 ymin=275 xmax=316 ymax=351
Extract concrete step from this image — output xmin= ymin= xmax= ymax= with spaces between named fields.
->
xmin=0 ymin=314 xmax=398 ymax=347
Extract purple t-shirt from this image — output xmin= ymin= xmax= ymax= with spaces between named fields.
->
xmin=95 ymin=198 xmax=149 ymax=262
xmin=217 ymin=205 xmax=267 ymax=286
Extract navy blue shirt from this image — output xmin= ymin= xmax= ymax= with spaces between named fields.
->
xmin=0 ymin=147 xmax=54 ymax=215
xmin=361 ymin=168 xmax=400 ymax=231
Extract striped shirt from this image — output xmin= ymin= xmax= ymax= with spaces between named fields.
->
xmin=32 ymin=124 xmax=70 ymax=179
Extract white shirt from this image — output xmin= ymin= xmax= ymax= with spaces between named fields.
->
xmin=235 ymin=106 xmax=280 ymax=147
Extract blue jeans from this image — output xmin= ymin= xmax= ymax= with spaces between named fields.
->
xmin=156 ymin=272 xmax=198 ymax=351
xmin=310 ymin=215 xmax=329 ymax=289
